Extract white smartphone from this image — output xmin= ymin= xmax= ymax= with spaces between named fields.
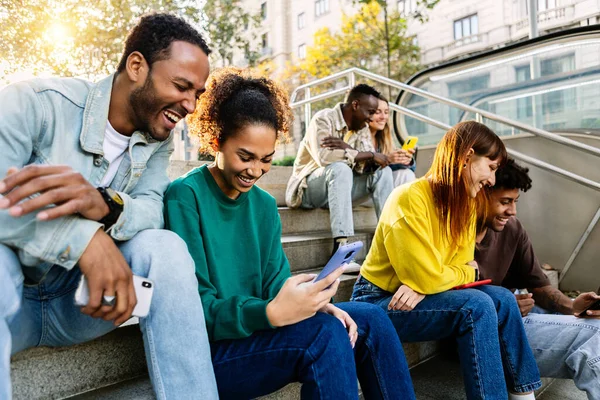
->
xmin=74 ymin=274 xmax=154 ymax=318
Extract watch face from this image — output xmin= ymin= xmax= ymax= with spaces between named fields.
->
xmin=106 ymin=188 xmax=124 ymax=206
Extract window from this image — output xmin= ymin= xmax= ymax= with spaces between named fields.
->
xmin=298 ymin=43 xmax=306 ymax=59
xmin=515 ymin=65 xmax=533 ymax=119
xmin=298 ymin=12 xmax=305 ymax=29
xmin=537 ymin=0 xmax=557 ymax=12
xmin=261 ymin=2 xmax=267 ymax=20
xmin=315 ymin=0 xmax=330 ymax=17
xmin=397 ymin=0 xmax=417 ymax=16
xmin=453 ymin=14 xmax=478 ymax=40
xmin=261 ymin=33 xmax=268 ymax=49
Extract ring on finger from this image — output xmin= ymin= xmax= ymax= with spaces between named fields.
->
xmin=102 ymin=294 xmax=116 ymax=307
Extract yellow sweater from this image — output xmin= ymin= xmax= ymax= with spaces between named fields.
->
xmin=361 ymin=178 xmax=476 ymax=295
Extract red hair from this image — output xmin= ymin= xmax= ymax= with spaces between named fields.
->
xmin=426 ymin=121 xmax=507 ymax=245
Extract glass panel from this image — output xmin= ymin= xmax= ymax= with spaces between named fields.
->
xmin=471 ymin=15 xmax=478 ymax=35
xmin=454 ymin=21 xmax=462 ymax=39
xmin=538 ymin=0 xmax=547 ymax=12
xmin=462 ymin=18 xmax=471 ymax=37
xmin=548 ymin=0 xmax=556 ymax=9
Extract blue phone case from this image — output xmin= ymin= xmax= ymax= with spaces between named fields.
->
xmin=314 ymin=241 xmax=363 ymax=282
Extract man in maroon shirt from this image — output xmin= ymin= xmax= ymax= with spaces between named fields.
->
xmin=475 ymin=158 xmax=600 ymax=397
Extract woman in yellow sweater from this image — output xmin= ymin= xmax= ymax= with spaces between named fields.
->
xmin=351 ymin=121 xmax=541 ymax=400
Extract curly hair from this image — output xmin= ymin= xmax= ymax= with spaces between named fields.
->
xmin=493 ymin=158 xmax=532 ymax=192
xmin=117 ymin=13 xmax=211 ymax=73
xmin=188 ymin=67 xmax=293 ymax=153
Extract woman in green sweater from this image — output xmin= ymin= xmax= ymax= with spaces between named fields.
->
xmin=163 ymin=67 xmax=415 ymax=400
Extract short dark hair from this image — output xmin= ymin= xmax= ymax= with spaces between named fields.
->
xmin=347 ymin=84 xmax=380 ymax=103
xmin=493 ymin=158 xmax=532 ymax=192
xmin=117 ymin=13 xmax=211 ymax=73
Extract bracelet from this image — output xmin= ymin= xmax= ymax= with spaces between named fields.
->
xmin=369 ymin=151 xmax=375 ymax=160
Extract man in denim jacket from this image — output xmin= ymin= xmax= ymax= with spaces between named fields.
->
xmin=0 ymin=13 xmax=218 ymax=399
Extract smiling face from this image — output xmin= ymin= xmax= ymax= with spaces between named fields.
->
xmin=369 ymin=99 xmax=389 ymax=132
xmin=210 ymin=124 xmax=277 ymax=199
xmin=349 ymin=94 xmax=378 ymax=131
xmin=485 ymin=188 xmax=519 ymax=231
xmin=464 ymin=153 xmax=500 ymax=198
xmin=129 ymin=41 xmax=210 ymax=141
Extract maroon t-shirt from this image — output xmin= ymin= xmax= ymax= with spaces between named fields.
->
xmin=475 ymin=217 xmax=550 ymax=290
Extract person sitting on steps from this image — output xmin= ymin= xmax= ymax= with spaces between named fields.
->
xmin=286 ymin=84 xmax=394 ymax=272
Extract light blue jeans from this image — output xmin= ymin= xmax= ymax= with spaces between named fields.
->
xmin=302 ymin=162 xmax=394 ymax=237
xmin=523 ymin=311 xmax=600 ymax=399
xmin=0 ymin=229 xmax=218 ymax=400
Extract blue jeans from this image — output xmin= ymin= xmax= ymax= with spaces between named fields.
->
xmin=351 ymin=276 xmax=541 ymax=400
xmin=210 ymin=301 xmax=416 ymax=400
xmin=523 ymin=310 xmax=600 ymax=399
xmin=1 ymin=230 xmax=218 ymax=400
xmin=301 ymin=162 xmax=393 ymax=237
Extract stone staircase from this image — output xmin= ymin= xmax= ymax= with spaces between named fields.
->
xmin=10 ymin=161 xmax=584 ymax=399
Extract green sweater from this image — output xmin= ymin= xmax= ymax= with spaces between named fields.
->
xmin=163 ymin=165 xmax=291 ymax=341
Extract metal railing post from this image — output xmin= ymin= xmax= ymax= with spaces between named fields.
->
xmin=304 ymin=87 xmax=311 ymax=133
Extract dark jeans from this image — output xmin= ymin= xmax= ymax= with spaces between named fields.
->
xmin=351 ymin=276 xmax=542 ymax=400
xmin=210 ymin=301 xmax=416 ymax=400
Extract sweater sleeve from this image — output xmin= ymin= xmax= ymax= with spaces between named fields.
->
xmin=164 ymin=182 xmax=273 ymax=341
xmin=262 ymin=200 xmax=292 ymax=300
xmin=383 ymin=199 xmax=476 ymax=294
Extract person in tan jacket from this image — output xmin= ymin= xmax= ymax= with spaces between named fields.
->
xmin=285 ymin=84 xmax=394 ymax=265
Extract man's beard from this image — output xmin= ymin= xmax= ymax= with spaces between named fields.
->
xmin=129 ymin=72 xmax=166 ymax=141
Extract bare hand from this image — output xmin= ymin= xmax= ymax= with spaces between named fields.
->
xmin=573 ymin=292 xmax=600 ymax=318
xmin=78 ymin=229 xmax=137 ymax=325
xmin=266 ymin=266 xmax=344 ymax=327
xmin=388 ymin=285 xmax=425 ymax=311
xmin=387 ymin=149 xmax=414 ymax=165
xmin=372 ymin=152 xmax=390 ymax=168
xmin=515 ymin=293 xmax=535 ymax=317
xmin=320 ymin=303 xmax=358 ymax=348
xmin=321 ymin=136 xmax=351 ymax=150
xmin=0 ymin=165 xmax=109 ymax=221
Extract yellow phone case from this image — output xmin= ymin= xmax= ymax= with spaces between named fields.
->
xmin=402 ymin=136 xmax=419 ymax=151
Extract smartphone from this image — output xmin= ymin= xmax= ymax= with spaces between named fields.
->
xmin=452 ymin=279 xmax=492 ymax=290
xmin=74 ymin=275 xmax=154 ymax=318
xmin=580 ymin=299 xmax=600 ymax=316
xmin=402 ymin=136 xmax=419 ymax=151
xmin=314 ymin=241 xmax=363 ymax=283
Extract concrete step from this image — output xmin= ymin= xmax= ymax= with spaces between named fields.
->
xmin=282 ymin=231 xmax=373 ymax=273
xmin=278 ymin=206 xmax=377 ymax=235
xmin=168 ymin=161 xmax=291 ymax=206
xmin=409 ymin=353 xmax=586 ymax=400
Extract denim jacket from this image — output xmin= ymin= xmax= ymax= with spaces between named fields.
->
xmin=0 ymin=75 xmax=173 ymax=276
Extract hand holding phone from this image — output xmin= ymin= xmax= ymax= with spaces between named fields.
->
xmin=314 ymin=241 xmax=363 ymax=283
xmin=574 ymin=291 xmax=600 ymax=317
xmin=75 ymin=275 xmax=154 ymax=318
xmin=453 ymin=279 xmax=492 ymax=290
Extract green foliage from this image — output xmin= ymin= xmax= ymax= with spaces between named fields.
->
xmin=272 ymin=156 xmax=295 ymax=167
xmin=0 ymin=0 xmax=203 ymax=83
xmin=282 ymin=1 xmax=421 ymax=89
xmin=202 ymin=0 xmax=261 ymax=67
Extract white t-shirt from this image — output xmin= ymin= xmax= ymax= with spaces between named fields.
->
xmin=99 ymin=122 xmax=131 ymax=187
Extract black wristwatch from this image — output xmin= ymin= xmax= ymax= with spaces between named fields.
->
xmin=97 ymin=187 xmax=124 ymax=230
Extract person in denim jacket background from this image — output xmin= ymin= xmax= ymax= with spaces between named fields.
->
xmin=0 ymin=13 xmax=218 ymax=399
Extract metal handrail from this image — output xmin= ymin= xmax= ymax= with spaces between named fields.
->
xmin=290 ymin=67 xmax=600 ymax=158
xmin=290 ymin=67 xmax=600 ymax=284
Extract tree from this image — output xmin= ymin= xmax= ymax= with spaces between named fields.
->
xmin=201 ymin=0 xmax=261 ymax=68
xmin=0 ymin=0 xmax=204 ymax=83
xmin=285 ymin=1 xmax=421 ymax=87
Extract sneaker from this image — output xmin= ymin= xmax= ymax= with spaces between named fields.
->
xmin=344 ymin=260 xmax=362 ymax=274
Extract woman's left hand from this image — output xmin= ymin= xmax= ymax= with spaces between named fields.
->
xmin=388 ymin=285 xmax=425 ymax=311
xmin=320 ymin=303 xmax=358 ymax=348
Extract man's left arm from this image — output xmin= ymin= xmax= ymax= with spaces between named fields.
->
xmin=530 ymin=285 xmax=574 ymax=315
xmin=109 ymin=137 xmax=173 ymax=241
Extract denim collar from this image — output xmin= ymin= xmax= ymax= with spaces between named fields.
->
xmin=79 ymin=74 xmax=157 ymax=156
